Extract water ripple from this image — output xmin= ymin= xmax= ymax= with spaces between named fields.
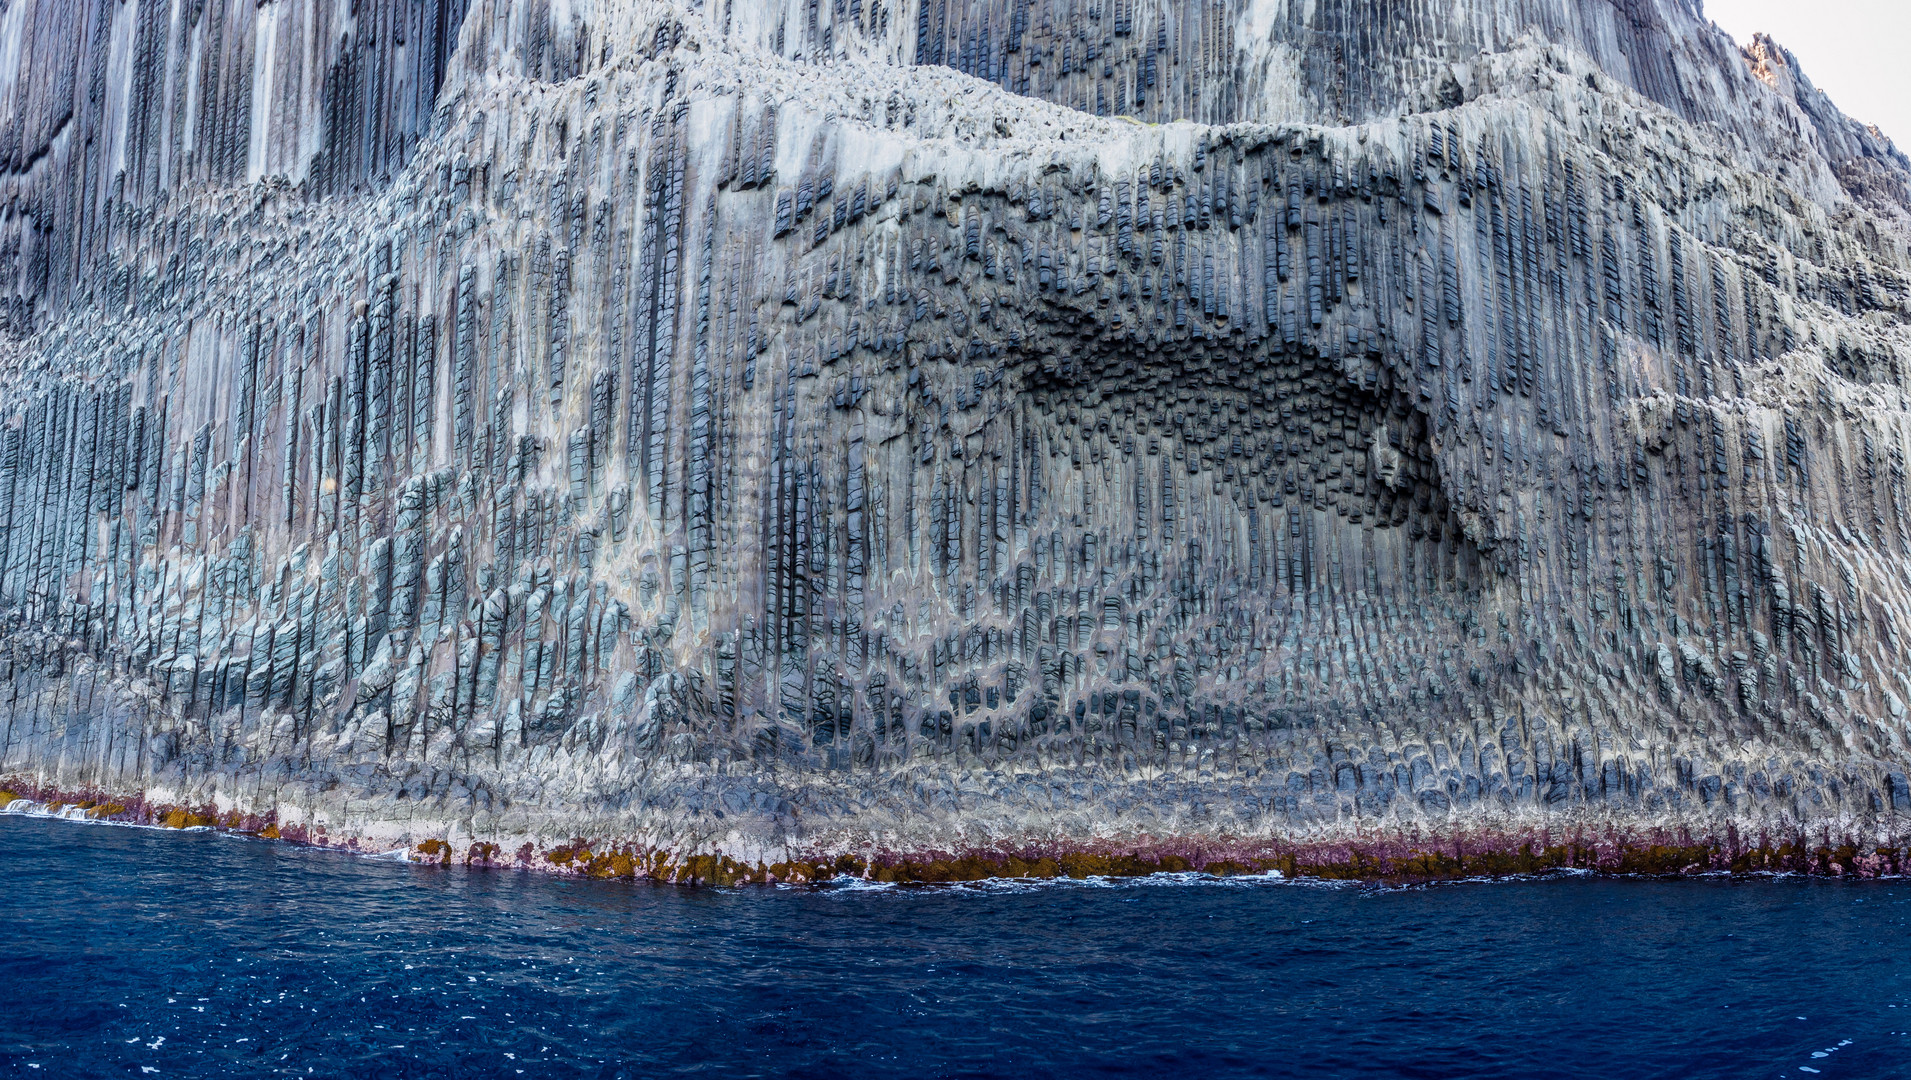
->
xmin=2 ymin=814 xmax=1907 ymax=1078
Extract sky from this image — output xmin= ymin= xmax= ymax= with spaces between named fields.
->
xmin=1704 ymin=0 xmax=1910 ymax=151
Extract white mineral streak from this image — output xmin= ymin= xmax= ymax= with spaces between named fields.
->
xmin=0 ymin=0 xmax=1907 ymax=867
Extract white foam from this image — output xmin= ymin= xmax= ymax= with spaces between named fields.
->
xmin=814 ymin=867 xmax=1304 ymax=894
xmin=815 ymin=877 xmax=900 ymax=892
xmin=1 ymin=799 xmax=237 ymax=837
xmin=358 ymin=847 xmax=415 ymax=862
xmin=0 ymin=799 xmax=170 ymax=831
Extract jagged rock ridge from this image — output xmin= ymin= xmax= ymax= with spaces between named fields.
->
xmin=1 ymin=0 xmax=1910 ymax=873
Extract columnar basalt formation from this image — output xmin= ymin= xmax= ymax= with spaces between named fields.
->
xmin=1 ymin=0 xmax=1910 ymax=875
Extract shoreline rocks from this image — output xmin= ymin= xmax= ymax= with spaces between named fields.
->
xmin=5 ymin=774 xmax=1907 ymax=886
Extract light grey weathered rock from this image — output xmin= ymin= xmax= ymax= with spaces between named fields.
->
xmin=0 ymin=0 xmax=1909 ymax=875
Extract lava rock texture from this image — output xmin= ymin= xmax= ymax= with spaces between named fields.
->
xmin=2 ymin=0 xmax=1911 ymax=875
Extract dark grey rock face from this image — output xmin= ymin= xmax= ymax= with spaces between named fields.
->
xmin=0 ymin=0 xmax=1908 ymax=864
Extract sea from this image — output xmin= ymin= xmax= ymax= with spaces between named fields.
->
xmin=1 ymin=811 xmax=1906 ymax=1078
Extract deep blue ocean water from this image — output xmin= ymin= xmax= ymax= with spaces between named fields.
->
xmin=2 ymin=814 xmax=1908 ymax=1078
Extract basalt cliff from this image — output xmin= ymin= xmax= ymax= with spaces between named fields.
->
xmin=2 ymin=0 xmax=1911 ymax=881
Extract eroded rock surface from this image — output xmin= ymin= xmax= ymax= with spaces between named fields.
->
xmin=1 ymin=0 xmax=1910 ymax=874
